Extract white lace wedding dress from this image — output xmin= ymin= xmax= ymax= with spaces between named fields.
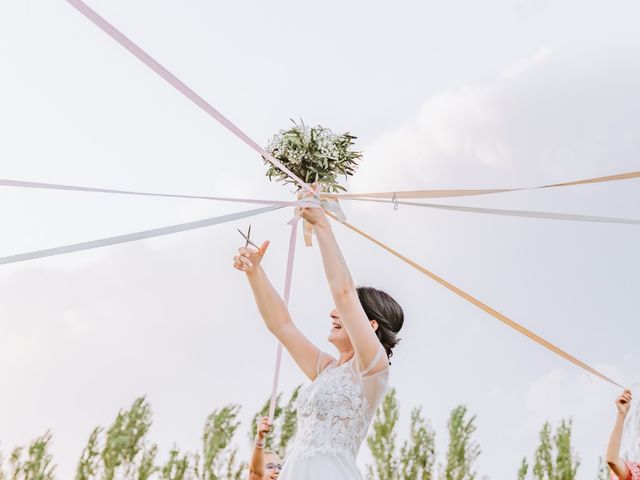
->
xmin=279 ymin=346 xmax=389 ymax=479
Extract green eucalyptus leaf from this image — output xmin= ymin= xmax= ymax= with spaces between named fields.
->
xmin=264 ymin=121 xmax=362 ymax=192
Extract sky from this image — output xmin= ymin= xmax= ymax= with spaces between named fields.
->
xmin=1 ymin=0 xmax=639 ymax=478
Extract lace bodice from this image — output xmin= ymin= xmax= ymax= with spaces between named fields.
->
xmin=289 ymin=348 xmax=389 ymax=461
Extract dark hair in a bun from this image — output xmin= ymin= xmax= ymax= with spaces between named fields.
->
xmin=356 ymin=286 xmax=404 ymax=359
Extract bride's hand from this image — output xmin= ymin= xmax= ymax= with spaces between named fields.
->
xmin=233 ymin=241 xmax=269 ymax=273
xmin=299 ymin=184 xmax=329 ymax=227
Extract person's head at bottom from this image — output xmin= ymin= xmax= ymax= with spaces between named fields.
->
xmin=262 ymin=451 xmax=282 ymax=480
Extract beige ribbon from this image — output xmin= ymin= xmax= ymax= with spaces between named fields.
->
xmin=328 ymin=170 xmax=640 ymax=200
xmin=326 ymin=212 xmax=624 ymax=388
xmin=298 ymin=189 xmax=347 ymax=247
xmin=338 ymin=197 xmax=640 ymax=225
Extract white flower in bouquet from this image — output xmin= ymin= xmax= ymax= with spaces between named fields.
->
xmin=263 ymin=120 xmax=363 ymax=193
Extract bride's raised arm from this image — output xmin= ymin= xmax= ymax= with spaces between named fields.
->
xmin=234 ymin=240 xmax=323 ymax=380
xmin=300 ymin=204 xmax=387 ymax=374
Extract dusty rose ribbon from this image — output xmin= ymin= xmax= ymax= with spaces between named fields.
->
xmin=0 ymin=178 xmax=307 ymax=207
xmin=268 ymin=218 xmax=299 ymax=420
xmin=65 ymin=0 xmax=313 ymax=196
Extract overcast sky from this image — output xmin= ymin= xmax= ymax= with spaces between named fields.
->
xmin=1 ymin=1 xmax=639 ymax=478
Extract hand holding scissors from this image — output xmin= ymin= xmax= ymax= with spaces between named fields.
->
xmin=233 ymin=225 xmax=269 ymax=273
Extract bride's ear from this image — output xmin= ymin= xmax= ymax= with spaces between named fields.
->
xmin=370 ymin=319 xmax=379 ymax=331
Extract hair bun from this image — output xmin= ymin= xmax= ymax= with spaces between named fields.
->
xmin=356 ymin=286 xmax=404 ymax=359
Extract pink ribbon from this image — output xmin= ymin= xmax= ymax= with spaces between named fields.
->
xmin=64 ymin=0 xmax=326 ymax=422
xmin=65 ymin=0 xmax=314 ymax=196
xmin=0 ymin=178 xmax=313 ymax=207
xmin=268 ymin=219 xmax=299 ymax=420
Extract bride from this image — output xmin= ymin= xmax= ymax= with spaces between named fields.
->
xmin=233 ymin=200 xmax=404 ymax=479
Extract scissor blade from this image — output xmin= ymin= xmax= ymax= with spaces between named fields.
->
xmin=237 ymin=228 xmax=249 ymax=243
xmin=237 ymin=228 xmax=259 ymax=249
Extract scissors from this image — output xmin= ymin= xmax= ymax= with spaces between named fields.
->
xmin=237 ymin=224 xmax=260 ymax=249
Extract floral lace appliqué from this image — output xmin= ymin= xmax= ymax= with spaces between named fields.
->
xmin=289 ymin=360 xmax=383 ymax=461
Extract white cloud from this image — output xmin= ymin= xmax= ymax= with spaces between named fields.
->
xmin=352 ymin=47 xmax=640 ymax=193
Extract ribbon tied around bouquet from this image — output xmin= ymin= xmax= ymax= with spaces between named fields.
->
xmin=288 ymin=184 xmax=348 ymax=247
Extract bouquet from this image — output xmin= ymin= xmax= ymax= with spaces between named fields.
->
xmin=264 ymin=120 xmax=360 ymax=245
xmin=263 ymin=120 xmax=362 ymax=193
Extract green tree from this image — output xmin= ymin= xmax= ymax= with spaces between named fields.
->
xmin=398 ymin=407 xmax=436 ymax=480
xmin=71 ymin=394 xmax=282 ymax=480
xmin=533 ymin=423 xmax=554 ymax=480
xmin=517 ymin=457 xmax=529 ymax=480
xmin=102 ymin=397 xmax=158 ymax=480
xmin=366 ymin=389 xmax=436 ymax=480
xmin=197 ymin=404 xmax=243 ymax=480
xmin=160 ymin=448 xmax=190 ymax=480
xmin=530 ymin=419 xmax=580 ymax=480
xmin=76 ymin=428 xmax=101 ymax=480
xmin=367 ymin=388 xmax=400 ymax=479
xmin=75 ymin=397 xmax=159 ymax=480
xmin=4 ymin=432 xmax=56 ymax=480
xmin=136 ymin=445 xmax=158 ymax=480
xmin=443 ymin=405 xmax=480 ymax=480
xmin=554 ymin=420 xmax=579 ymax=479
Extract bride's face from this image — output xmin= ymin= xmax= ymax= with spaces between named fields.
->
xmin=328 ymin=308 xmax=351 ymax=347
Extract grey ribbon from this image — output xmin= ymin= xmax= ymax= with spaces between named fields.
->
xmin=349 ymin=198 xmax=640 ymax=225
xmin=0 ymin=205 xmax=281 ymax=266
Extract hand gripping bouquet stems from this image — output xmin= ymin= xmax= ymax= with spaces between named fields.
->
xmin=263 ymin=120 xmax=362 ymax=245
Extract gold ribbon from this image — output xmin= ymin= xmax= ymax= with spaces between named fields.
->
xmin=326 ymin=212 xmax=624 ymax=388
xmin=299 ymin=191 xmax=348 ymax=247
xmin=328 ymin=170 xmax=640 ymax=200
xmin=303 ymin=219 xmax=314 ymax=247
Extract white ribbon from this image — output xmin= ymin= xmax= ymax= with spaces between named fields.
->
xmin=0 ymin=178 xmax=304 ymax=207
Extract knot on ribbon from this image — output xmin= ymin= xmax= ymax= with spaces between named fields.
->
xmin=287 ymin=185 xmax=347 ymax=245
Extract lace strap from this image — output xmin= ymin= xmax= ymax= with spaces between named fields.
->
xmin=359 ymin=345 xmax=386 ymax=377
xmin=316 ymin=351 xmax=333 ymax=376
